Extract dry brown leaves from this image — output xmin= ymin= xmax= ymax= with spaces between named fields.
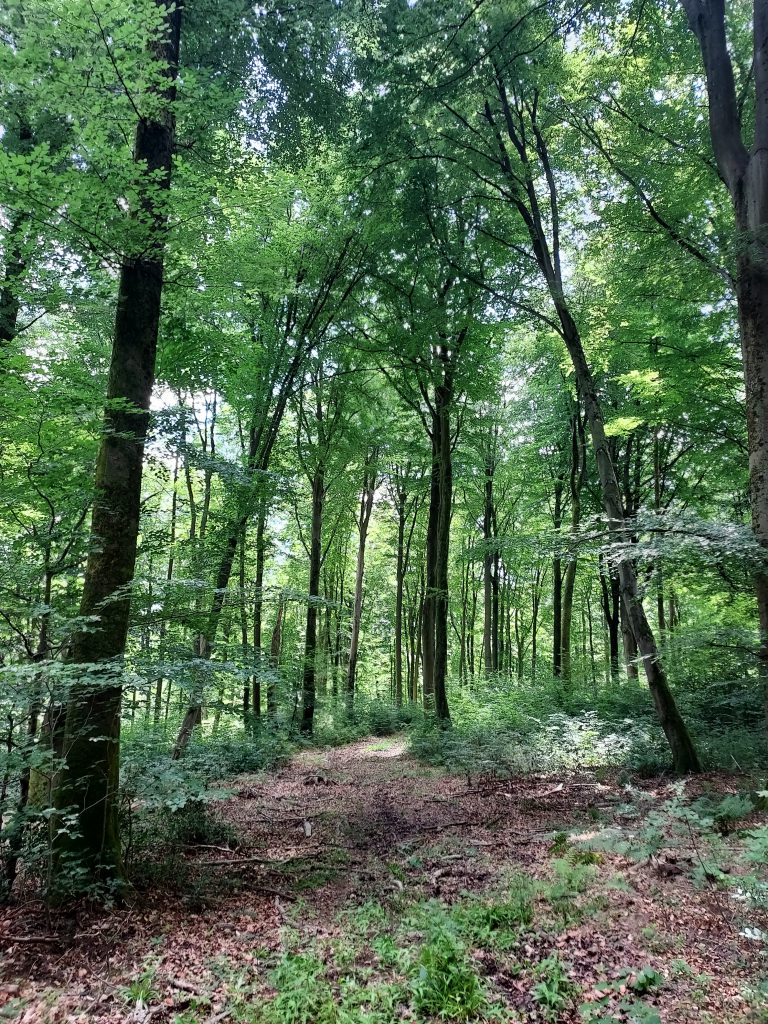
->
xmin=0 ymin=738 xmax=765 ymax=1022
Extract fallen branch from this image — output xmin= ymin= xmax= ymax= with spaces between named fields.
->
xmin=195 ymin=854 xmax=301 ymax=867
xmin=0 ymin=934 xmax=60 ymax=944
xmin=184 ymin=844 xmax=238 ymax=854
xmin=409 ymin=820 xmax=474 ymax=832
xmin=168 ymin=977 xmax=200 ymax=994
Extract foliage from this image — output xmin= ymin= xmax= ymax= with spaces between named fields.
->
xmin=0 ymin=0 xmax=764 ymax=901
xmin=410 ymin=927 xmax=486 ymax=1022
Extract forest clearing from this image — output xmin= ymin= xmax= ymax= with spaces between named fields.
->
xmin=2 ymin=734 xmax=767 ymax=1023
xmin=2 ymin=0 xmax=768 ymax=1019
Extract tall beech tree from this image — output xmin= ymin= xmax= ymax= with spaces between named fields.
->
xmin=52 ymin=0 xmax=183 ymax=875
xmin=368 ymin=0 xmax=701 ymax=770
xmin=347 ymin=447 xmax=379 ymax=702
xmin=294 ymin=353 xmax=357 ymax=734
xmin=172 ymin=178 xmax=368 ymax=756
xmin=679 ymin=0 xmax=768 ymax=692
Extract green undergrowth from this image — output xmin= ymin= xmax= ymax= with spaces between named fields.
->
xmin=409 ymin=677 xmax=767 ymax=777
xmin=125 ymin=851 xmax=685 ymax=1024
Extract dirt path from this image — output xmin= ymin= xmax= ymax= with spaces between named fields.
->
xmin=1 ymin=736 xmax=765 ymax=1022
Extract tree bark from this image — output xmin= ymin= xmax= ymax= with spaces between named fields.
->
xmin=252 ymin=499 xmax=267 ymax=719
xmin=482 ymin=457 xmax=500 ymax=674
xmin=422 ymin=370 xmax=453 ymax=723
xmin=53 ymin=0 xmax=182 ymax=879
xmin=394 ymin=487 xmax=406 ymax=706
xmin=347 ymin=451 xmax=377 ymax=701
xmin=561 ymin=410 xmax=586 ymax=681
xmin=681 ymin=0 xmax=768 ymax=711
xmin=302 ymin=462 xmax=325 ymax=734
xmin=268 ymin=594 xmax=284 ymax=719
xmin=552 ymin=474 xmax=564 ymax=678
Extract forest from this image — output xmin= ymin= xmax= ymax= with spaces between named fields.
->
xmin=1 ymin=0 xmax=768 ymax=1020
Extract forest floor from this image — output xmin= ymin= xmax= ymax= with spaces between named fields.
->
xmin=1 ymin=736 xmax=767 ymax=1023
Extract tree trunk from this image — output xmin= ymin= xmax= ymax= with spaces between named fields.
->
xmin=302 ymin=462 xmax=324 ymax=735
xmin=239 ymin=533 xmax=251 ymax=723
xmin=268 ymin=594 xmax=284 ymax=719
xmin=481 ymin=458 xmax=501 ymax=675
xmin=394 ymin=494 xmax=406 ymax=707
xmin=53 ymin=0 xmax=182 ymax=880
xmin=0 ymin=214 xmax=27 ymax=347
xmin=347 ymin=453 xmax=376 ymax=701
xmin=680 ymin=0 xmax=768 ymax=714
xmin=252 ymin=499 xmax=267 ymax=719
xmin=429 ymin=375 xmax=453 ymax=723
xmin=421 ymin=432 xmax=439 ymax=708
xmin=155 ymin=453 xmax=179 ymax=723
xmin=552 ymin=475 xmax=564 ymax=678
xmin=563 ymin=302 xmax=698 ymax=768
xmin=482 ymin=73 xmax=699 ymax=770
xmin=561 ymin=410 xmax=585 ymax=681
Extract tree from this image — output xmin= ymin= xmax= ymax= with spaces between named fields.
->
xmin=678 ymin=0 xmax=768 ymax=696
xmin=53 ymin=0 xmax=183 ymax=879
xmin=366 ymin=0 xmax=701 ymax=771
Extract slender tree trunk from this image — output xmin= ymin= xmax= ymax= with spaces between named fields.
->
xmin=239 ymin=533 xmax=251 ymax=722
xmin=531 ymin=572 xmax=541 ymax=681
xmin=347 ymin=453 xmax=376 ymax=701
xmin=155 ymin=455 xmax=178 ymax=723
xmin=431 ymin=377 xmax=453 ymax=723
xmin=302 ymin=463 xmax=324 ymax=735
xmin=599 ymin=562 xmax=621 ymax=682
xmin=561 ymin=411 xmax=585 ymax=680
xmin=422 ymin=430 xmax=439 ymax=708
xmin=413 ymin=564 xmax=425 ymax=703
xmin=563 ymin=308 xmax=697 ymax=767
xmin=483 ymin=460 xmax=495 ymax=673
xmin=394 ymin=495 xmax=406 ymax=707
xmin=552 ymin=475 xmax=564 ymax=678
xmin=268 ymin=594 xmax=284 ymax=719
xmin=53 ymin=0 xmax=182 ymax=878
xmin=3 ymin=567 xmax=52 ymax=898
xmin=252 ymin=499 xmax=266 ymax=719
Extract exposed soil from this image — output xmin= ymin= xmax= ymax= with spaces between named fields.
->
xmin=1 ymin=737 xmax=766 ymax=1022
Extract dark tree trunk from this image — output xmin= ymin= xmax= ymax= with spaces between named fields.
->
xmin=302 ymin=463 xmax=325 ymax=735
xmin=0 ymin=215 xmax=26 ymax=347
xmin=421 ymin=433 xmax=440 ymax=708
xmin=394 ymin=492 xmax=406 ymax=706
xmin=599 ymin=561 xmax=621 ymax=682
xmin=681 ymin=0 xmax=768 ymax=714
xmin=240 ymin=533 xmax=251 ymax=722
xmin=53 ymin=0 xmax=182 ymax=879
xmin=413 ymin=564 xmax=425 ymax=702
xmin=561 ymin=410 xmax=586 ymax=681
xmin=424 ymin=374 xmax=453 ymax=723
xmin=552 ymin=475 xmax=564 ymax=678
xmin=482 ymin=459 xmax=500 ymax=674
xmin=252 ymin=499 xmax=267 ymax=719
